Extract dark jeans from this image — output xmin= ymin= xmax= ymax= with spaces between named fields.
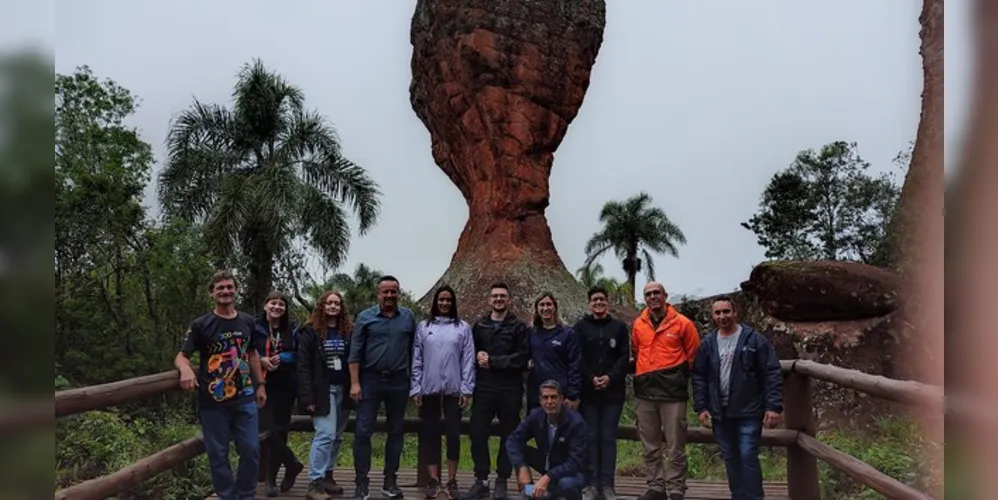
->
xmin=260 ymin=371 xmax=298 ymax=481
xmin=582 ymin=402 xmax=623 ymax=488
xmin=200 ymin=400 xmax=260 ymax=500
xmin=515 ymin=445 xmax=586 ymax=500
xmin=712 ymin=414 xmax=764 ymax=500
xmin=353 ymin=370 xmax=409 ymax=487
xmin=419 ymin=394 xmax=462 ymax=465
xmin=470 ymin=387 xmax=523 ymax=481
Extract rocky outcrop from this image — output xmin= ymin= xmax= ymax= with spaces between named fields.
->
xmin=740 ymin=260 xmax=900 ymax=321
xmin=409 ymin=0 xmax=606 ymax=320
xmin=675 ymin=260 xmax=910 ymax=428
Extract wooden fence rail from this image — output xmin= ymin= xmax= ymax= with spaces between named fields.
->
xmin=51 ymin=360 xmax=943 ymax=500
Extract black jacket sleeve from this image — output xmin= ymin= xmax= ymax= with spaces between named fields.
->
xmin=575 ymin=321 xmax=592 ymax=384
xmin=609 ymin=322 xmax=630 ymax=383
xmin=756 ymin=335 xmax=784 ymax=413
xmin=691 ymin=335 xmax=710 ymax=414
xmin=296 ymin=327 xmax=316 ymax=411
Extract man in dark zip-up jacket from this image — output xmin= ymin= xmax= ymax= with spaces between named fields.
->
xmin=574 ymin=287 xmax=630 ymax=500
xmin=691 ymin=297 xmax=783 ymax=500
xmin=463 ymin=283 xmax=531 ymax=500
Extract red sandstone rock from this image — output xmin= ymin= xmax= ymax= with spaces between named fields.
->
xmin=409 ymin=0 xmax=606 ymax=320
xmin=740 ymin=260 xmax=901 ymax=322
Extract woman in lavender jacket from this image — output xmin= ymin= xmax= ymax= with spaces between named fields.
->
xmin=411 ymin=285 xmax=477 ymax=499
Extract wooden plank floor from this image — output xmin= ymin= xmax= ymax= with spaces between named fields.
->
xmin=207 ymin=468 xmax=789 ymax=500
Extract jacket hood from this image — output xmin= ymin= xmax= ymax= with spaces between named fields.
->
xmin=580 ymin=313 xmax=616 ymax=326
xmin=638 ymin=304 xmax=679 ymax=327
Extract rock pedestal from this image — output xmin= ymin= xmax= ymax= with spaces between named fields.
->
xmin=409 ymin=0 xmax=607 ymax=320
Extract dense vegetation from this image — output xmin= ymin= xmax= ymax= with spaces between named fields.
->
xmin=54 ymin=65 xmax=929 ymax=499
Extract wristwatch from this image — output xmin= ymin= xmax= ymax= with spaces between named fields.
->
xmin=255 ymin=381 xmax=267 ymax=388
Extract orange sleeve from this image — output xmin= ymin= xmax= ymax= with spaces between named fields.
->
xmin=683 ymin=320 xmax=701 ymax=367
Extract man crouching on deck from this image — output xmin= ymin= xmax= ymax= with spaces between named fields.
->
xmin=507 ymin=380 xmax=589 ymax=500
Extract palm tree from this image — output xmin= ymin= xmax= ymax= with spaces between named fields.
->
xmin=157 ymin=59 xmax=381 ymax=310
xmin=583 ymin=192 xmax=687 ymax=302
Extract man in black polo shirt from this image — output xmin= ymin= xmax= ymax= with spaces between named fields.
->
xmin=175 ymin=270 xmax=267 ymax=500
xmin=348 ymin=275 xmax=418 ymax=500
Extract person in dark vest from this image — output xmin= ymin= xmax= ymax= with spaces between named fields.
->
xmin=575 ymin=286 xmax=630 ymax=500
xmin=692 ymin=296 xmax=783 ymax=500
xmin=255 ymin=291 xmax=303 ymax=496
xmin=507 ymin=380 xmax=589 ymax=500
xmin=462 ymin=283 xmax=531 ymax=500
xmin=298 ymin=290 xmax=355 ymax=500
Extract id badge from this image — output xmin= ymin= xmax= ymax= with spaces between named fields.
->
xmin=333 ymin=358 xmax=342 ymax=371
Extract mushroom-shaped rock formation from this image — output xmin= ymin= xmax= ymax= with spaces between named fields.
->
xmin=409 ymin=0 xmax=607 ymax=320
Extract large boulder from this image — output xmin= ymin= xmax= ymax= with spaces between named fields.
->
xmin=740 ymin=260 xmax=901 ymax=322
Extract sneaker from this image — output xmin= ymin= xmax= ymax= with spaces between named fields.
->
xmin=667 ymin=494 xmax=684 ymax=500
xmin=307 ymin=480 xmax=333 ymax=500
xmin=602 ymin=487 xmax=617 ymax=500
xmin=460 ymin=480 xmax=490 ymax=500
xmin=352 ymin=484 xmax=370 ymax=500
xmin=493 ymin=480 xmax=508 ymax=500
xmin=425 ymin=478 xmax=441 ymax=499
xmin=323 ymin=471 xmax=344 ymax=495
xmin=282 ymin=461 xmax=304 ymax=492
xmin=637 ymin=489 xmax=665 ymax=500
xmin=383 ymin=477 xmax=404 ymax=499
xmin=444 ymin=479 xmax=459 ymax=499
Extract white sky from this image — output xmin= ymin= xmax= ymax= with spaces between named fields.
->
xmin=8 ymin=0 xmax=973 ymax=299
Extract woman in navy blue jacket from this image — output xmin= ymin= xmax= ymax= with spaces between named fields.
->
xmin=256 ymin=291 xmax=304 ymax=495
xmin=526 ymin=292 xmax=583 ymax=412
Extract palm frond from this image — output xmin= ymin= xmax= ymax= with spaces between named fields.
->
xmin=300 ymin=185 xmax=352 ymax=269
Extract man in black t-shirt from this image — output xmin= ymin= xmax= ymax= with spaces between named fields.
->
xmin=175 ymin=270 xmax=267 ymax=500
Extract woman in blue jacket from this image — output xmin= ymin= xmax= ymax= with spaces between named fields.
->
xmin=256 ymin=291 xmax=304 ymax=496
xmin=526 ymin=292 xmax=583 ymax=412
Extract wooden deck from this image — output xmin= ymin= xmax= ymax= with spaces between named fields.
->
xmin=207 ymin=468 xmax=789 ymax=500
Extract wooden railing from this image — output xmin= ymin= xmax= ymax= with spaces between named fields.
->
xmin=50 ymin=360 xmax=943 ymax=500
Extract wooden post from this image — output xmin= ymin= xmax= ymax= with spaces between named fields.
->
xmin=783 ymin=370 xmax=821 ymax=499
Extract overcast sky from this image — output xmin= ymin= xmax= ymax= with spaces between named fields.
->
xmin=26 ymin=1 xmax=974 ymax=299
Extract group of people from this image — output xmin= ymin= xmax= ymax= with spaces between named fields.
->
xmin=176 ymin=270 xmax=785 ymax=500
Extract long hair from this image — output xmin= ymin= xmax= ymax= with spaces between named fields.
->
xmin=426 ymin=285 xmax=459 ymax=326
xmin=307 ymin=290 xmax=352 ymax=341
xmin=533 ymin=291 xmax=563 ymax=328
xmin=263 ymin=290 xmax=292 ymax=340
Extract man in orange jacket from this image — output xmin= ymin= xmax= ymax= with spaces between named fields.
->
xmin=630 ymin=282 xmax=700 ymax=500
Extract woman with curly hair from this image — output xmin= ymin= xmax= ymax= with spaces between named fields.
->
xmin=298 ymin=290 xmax=355 ymax=500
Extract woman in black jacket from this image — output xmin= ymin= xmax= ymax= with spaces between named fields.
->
xmin=574 ymin=286 xmax=630 ymax=500
xmin=297 ymin=290 xmax=354 ymax=500
xmin=256 ymin=291 xmax=304 ymax=496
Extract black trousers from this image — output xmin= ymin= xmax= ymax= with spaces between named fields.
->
xmin=419 ymin=394 xmax=463 ymax=466
xmin=260 ymin=370 xmax=298 ymax=481
xmin=469 ymin=387 xmax=523 ymax=481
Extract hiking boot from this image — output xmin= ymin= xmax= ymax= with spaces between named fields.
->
xmin=602 ymin=487 xmax=617 ymax=500
xmin=306 ymin=480 xmax=333 ymax=500
xmin=383 ymin=476 xmax=404 ymax=499
xmin=265 ymin=479 xmax=278 ymax=497
xmin=444 ymin=479 xmax=459 ymax=499
xmin=493 ymin=480 xmax=508 ymax=500
xmin=582 ymin=486 xmax=598 ymax=500
xmin=282 ymin=461 xmax=304 ymax=492
xmin=323 ymin=471 xmax=344 ymax=495
xmin=351 ymin=483 xmax=370 ymax=500
xmin=460 ymin=480 xmax=489 ymax=500
xmin=424 ymin=478 xmax=441 ymax=499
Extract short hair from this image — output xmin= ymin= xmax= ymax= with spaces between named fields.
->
xmin=208 ymin=270 xmax=237 ymax=291
xmin=539 ymin=379 xmax=562 ymax=396
xmin=587 ymin=286 xmax=609 ymax=300
xmin=378 ymin=275 xmax=400 ymax=286
xmin=711 ymin=295 xmax=737 ymax=311
xmin=490 ymin=282 xmax=509 ymax=293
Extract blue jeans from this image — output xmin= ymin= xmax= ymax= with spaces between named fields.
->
xmin=328 ymin=406 xmax=350 ymax=474
xmin=200 ymin=400 xmax=260 ymax=500
xmin=353 ymin=370 xmax=409 ymax=486
xmin=712 ymin=415 xmax=764 ymax=500
xmin=309 ymin=385 xmax=343 ymax=481
xmin=582 ymin=402 xmax=623 ymax=488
